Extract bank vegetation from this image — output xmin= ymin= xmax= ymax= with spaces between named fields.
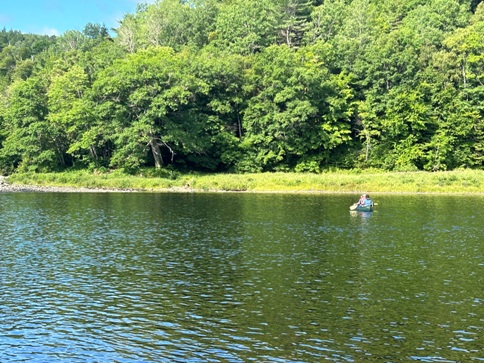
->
xmin=7 ymin=169 xmax=484 ymax=194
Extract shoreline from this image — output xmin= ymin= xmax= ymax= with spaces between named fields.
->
xmin=3 ymin=182 xmax=484 ymax=195
xmin=4 ymin=171 xmax=484 ymax=195
xmin=0 ymin=176 xmax=134 ymax=193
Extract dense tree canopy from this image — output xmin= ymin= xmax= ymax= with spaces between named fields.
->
xmin=1 ymin=0 xmax=484 ymax=174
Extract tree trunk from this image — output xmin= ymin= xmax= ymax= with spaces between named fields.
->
xmin=89 ymin=145 xmax=98 ymax=160
xmin=365 ymin=132 xmax=371 ymax=162
xmin=149 ymin=137 xmax=163 ymax=168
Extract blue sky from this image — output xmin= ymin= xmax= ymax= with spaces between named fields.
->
xmin=0 ymin=0 xmax=155 ymax=36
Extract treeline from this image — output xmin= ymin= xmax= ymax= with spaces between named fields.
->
xmin=1 ymin=0 xmax=484 ymax=174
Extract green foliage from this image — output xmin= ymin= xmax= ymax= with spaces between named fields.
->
xmin=304 ymin=0 xmax=347 ymax=44
xmin=0 ymin=77 xmax=64 ymax=172
xmin=116 ymin=0 xmax=218 ymax=52
xmin=211 ymin=0 xmax=278 ymax=54
xmin=1 ymin=0 xmax=484 ymax=175
xmin=242 ymin=44 xmax=354 ymax=171
xmin=0 ymin=29 xmax=55 ymax=82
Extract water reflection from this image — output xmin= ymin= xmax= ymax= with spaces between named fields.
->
xmin=349 ymin=210 xmax=373 ymax=219
xmin=0 ymin=193 xmax=483 ymax=362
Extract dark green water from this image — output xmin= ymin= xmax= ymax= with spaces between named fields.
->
xmin=0 ymin=192 xmax=482 ymax=362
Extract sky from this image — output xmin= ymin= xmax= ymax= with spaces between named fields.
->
xmin=0 ymin=0 xmax=155 ymax=36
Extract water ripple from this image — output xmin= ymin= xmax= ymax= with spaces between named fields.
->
xmin=1 ymin=193 xmax=484 ymax=362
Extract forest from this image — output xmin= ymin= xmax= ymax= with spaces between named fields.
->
xmin=1 ymin=0 xmax=484 ymax=175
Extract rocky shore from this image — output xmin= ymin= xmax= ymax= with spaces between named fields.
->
xmin=0 ymin=176 xmax=135 ymax=193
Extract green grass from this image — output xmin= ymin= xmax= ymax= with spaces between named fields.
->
xmin=6 ymin=169 xmax=484 ymax=194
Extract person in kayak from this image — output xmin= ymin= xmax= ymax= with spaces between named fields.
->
xmin=358 ymin=193 xmax=373 ymax=207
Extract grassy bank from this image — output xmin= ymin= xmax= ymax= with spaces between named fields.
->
xmin=6 ymin=169 xmax=484 ymax=194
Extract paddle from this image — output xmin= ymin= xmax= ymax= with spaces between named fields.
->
xmin=349 ymin=203 xmax=358 ymax=211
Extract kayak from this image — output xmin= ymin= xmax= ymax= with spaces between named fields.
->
xmin=350 ymin=202 xmax=374 ymax=212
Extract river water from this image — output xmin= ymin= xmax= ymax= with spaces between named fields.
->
xmin=0 ymin=192 xmax=482 ymax=362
